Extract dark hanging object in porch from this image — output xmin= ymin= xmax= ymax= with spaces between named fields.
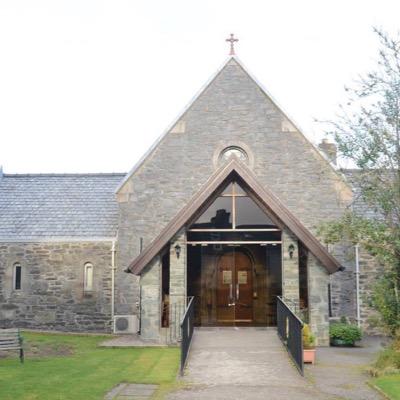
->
xmin=174 ymin=244 xmax=181 ymax=259
xmin=288 ymin=244 xmax=295 ymax=259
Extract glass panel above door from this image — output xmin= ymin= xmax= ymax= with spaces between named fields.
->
xmin=235 ymin=197 xmax=276 ymax=229
xmin=191 ymin=197 xmax=233 ymax=229
xmin=190 ymin=180 xmax=279 ymax=231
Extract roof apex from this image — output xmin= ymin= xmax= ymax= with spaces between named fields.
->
xmin=115 ymin=54 xmax=348 ymax=194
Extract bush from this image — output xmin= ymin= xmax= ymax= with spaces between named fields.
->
xmin=370 ymin=338 xmax=400 ymax=377
xmin=303 ymin=324 xmax=316 ymax=349
xmin=329 ymin=323 xmax=362 ymax=345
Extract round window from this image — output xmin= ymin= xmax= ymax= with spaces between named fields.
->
xmin=219 ymin=146 xmax=249 ymax=164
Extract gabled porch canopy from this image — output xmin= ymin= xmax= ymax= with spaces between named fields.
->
xmin=127 ymin=159 xmax=341 ymax=275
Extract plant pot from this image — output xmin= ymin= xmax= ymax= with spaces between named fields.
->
xmin=330 ymin=338 xmax=354 ymax=347
xmin=303 ymin=348 xmax=316 ymax=364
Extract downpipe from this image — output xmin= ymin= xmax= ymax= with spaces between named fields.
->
xmin=355 ymin=244 xmax=361 ymax=328
xmin=111 ymin=240 xmax=116 ymax=324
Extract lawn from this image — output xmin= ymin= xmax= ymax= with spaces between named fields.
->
xmin=0 ymin=332 xmax=180 ymax=400
xmin=372 ymin=374 xmax=400 ymax=400
xmin=370 ymin=338 xmax=400 ymax=400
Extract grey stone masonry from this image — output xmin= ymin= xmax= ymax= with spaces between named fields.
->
xmin=139 ymin=257 xmax=161 ymax=341
xmin=169 ymin=231 xmax=187 ymax=342
xmin=115 ymin=57 xmax=353 ymax=322
xmin=0 ymin=241 xmax=113 ymax=332
xmin=329 ymin=243 xmax=357 ymax=321
xmin=308 ymin=253 xmax=330 ymax=346
xmin=114 ymin=57 xmax=360 ymax=342
xmin=358 ymin=246 xmax=384 ymax=334
xmin=282 ymin=230 xmax=300 ymax=309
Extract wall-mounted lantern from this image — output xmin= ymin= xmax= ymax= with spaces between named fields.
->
xmin=174 ymin=244 xmax=181 ymax=259
xmin=288 ymin=244 xmax=295 ymax=259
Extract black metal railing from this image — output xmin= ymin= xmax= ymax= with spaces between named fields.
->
xmin=277 ymin=296 xmax=304 ymax=375
xmin=180 ymin=296 xmax=195 ymax=375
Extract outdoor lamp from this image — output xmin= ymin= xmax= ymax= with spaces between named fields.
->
xmin=175 ymin=244 xmax=181 ymax=259
xmin=288 ymin=244 xmax=295 ymax=259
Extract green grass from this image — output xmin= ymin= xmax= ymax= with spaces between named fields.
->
xmin=369 ymin=338 xmax=400 ymax=400
xmin=372 ymin=374 xmax=400 ymax=400
xmin=0 ymin=332 xmax=180 ymax=400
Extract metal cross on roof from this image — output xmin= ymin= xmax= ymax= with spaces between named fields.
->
xmin=226 ymin=33 xmax=238 ymax=56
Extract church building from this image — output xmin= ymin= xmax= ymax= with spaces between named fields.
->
xmin=0 ymin=43 xmax=380 ymax=346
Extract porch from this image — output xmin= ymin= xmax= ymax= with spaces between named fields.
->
xmin=133 ymin=169 xmax=335 ymax=346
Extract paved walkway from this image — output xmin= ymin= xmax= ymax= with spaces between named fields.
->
xmin=105 ymin=383 xmax=158 ymax=399
xmin=167 ymin=327 xmax=383 ymax=400
xmin=99 ymin=335 xmax=165 ymax=347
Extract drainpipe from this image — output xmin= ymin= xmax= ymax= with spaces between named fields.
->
xmin=355 ymin=244 xmax=361 ymax=328
xmin=111 ymin=240 xmax=116 ymax=321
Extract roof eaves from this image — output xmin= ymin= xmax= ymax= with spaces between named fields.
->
xmin=0 ymin=236 xmax=117 ymax=243
xmin=3 ymin=173 xmax=126 ymax=178
xmin=128 ymin=159 xmax=341 ymax=275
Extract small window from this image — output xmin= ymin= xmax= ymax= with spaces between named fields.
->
xmin=13 ymin=263 xmax=22 ymax=290
xmin=328 ymin=283 xmax=333 ymax=317
xmin=84 ymin=263 xmax=94 ymax=292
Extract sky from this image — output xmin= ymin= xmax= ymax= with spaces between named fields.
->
xmin=0 ymin=0 xmax=399 ymax=173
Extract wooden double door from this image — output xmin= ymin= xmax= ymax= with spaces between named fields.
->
xmin=217 ymin=250 xmax=253 ymax=324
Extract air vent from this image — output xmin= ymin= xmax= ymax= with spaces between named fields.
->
xmin=113 ymin=315 xmax=138 ymax=334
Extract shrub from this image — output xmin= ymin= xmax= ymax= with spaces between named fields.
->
xmin=303 ymin=324 xmax=316 ymax=349
xmin=329 ymin=323 xmax=362 ymax=345
xmin=371 ymin=338 xmax=400 ymax=377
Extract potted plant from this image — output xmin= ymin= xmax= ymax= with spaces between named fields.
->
xmin=303 ymin=324 xmax=316 ymax=364
xmin=330 ymin=319 xmax=362 ymax=347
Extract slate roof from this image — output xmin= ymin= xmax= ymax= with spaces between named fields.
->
xmin=342 ymin=169 xmax=382 ymax=220
xmin=0 ymin=169 xmax=375 ymax=242
xmin=0 ymin=173 xmax=126 ymax=240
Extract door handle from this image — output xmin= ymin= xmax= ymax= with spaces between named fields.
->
xmin=229 ymin=283 xmax=233 ymax=302
xmin=236 ymin=283 xmax=239 ymax=301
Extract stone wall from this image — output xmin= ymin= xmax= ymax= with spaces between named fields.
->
xmin=328 ymin=243 xmax=383 ymax=334
xmin=139 ymin=256 xmax=161 ymax=341
xmin=358 ymin=247 xmax=384 ymax=333
xmin=308 ymin=253 xmax=330 ymax=346
xmin=282 ymin=230 xmax=300 ymax=308
xmin=168 ymin=231 xmax=186 ymax=341
xmin=329 ymin=244 xmax=357 ymax=320
xmin=115 ymin=58 xmax=353 ymax=321
xmin=0 ymin=241 xmax=113 ymax=332
xmin=112 ymin=58 xmax=359 ymax=344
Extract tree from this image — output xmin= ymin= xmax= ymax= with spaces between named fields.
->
xmin=319 ymin=28 xmax=400 ymax=335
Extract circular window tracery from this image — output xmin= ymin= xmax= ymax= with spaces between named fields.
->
xmin=219 ymin=146 xmax=249 ymax=164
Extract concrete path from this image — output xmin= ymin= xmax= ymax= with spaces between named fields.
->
xmin=310 ymin=336 xmax=386 ymax=400
xmin=105 ymin=383 xmax=158 ymax=399
xmin=167 ymin=327 xmax=383 ymax=400
xmin=99 ymin=335 xmax=165 ymax=348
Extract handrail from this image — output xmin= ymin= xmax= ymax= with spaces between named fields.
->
xmin=180 ymin=296 xmax=195 ymax=375
xmin=276 ymin=296 xmax=304 ymax=375
xmin=280 ymin=296 xmax=300 ymax=316
xmin=180 ymin=296 xmax=194 ymax=326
